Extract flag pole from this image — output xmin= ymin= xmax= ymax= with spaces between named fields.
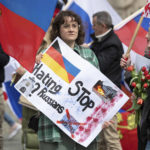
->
xmin=125 ymin=15 xmax=144 ymax=57
xmin=124 ymin=0 xmax=150 ymax=57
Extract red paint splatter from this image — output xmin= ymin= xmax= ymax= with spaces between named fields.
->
xmin=85 ymin=128 xmax=91 ymax=132
xmin=75 ymin=132 xmax=79 ymax=135
xmin=79 ymin=139 xmax=84 ymax=143
xmin=101 ymin=108 xmax=107 ymax=113
xmin=111 ymin=98 xmax=115 ymax=103
xmin=88 ymin=124 xmax=92 ymax=128
xmin=110 ymin=103 xmax=115 ymax=107
xmin=57 ymin=109 xmax=86 ymax=139
xmin=95 ymin=107 xmax=99 ymax=112
xmin=86 ymin=116 xmax=92 ymax=121
xmin=119 ymin=93 xmax=123 ymax=97
xmin=93 ymin=118 xmax=98 ymax=123
xmin=79 ymin=126 xmax=84 ymax=131
xmin=76 ymin=90 xmax=124 ymax=143
xmin=71 ymin=134 xmax=75 ymax=138
xmin=94 ymin=105 xmax=102 ymax=112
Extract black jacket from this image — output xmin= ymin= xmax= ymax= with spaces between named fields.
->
xmin=91 ymin=30 xmax=124 ymax=88
xmin=0 ymin=45 xmax=10 ymax=87
xmin=138 ymin=88 xmax=150 ymax=150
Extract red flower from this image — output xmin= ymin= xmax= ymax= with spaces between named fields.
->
xmin=144 ymin=70 xmax=149 ymax=76
xmin=127 ymin=65 xmax=134 ymax=71
xmin=143 ymin=83 xmax=148 ymax=88
xmin=146 ymin=74 xmax=150 ymax=79
xmin=131 ymin=82 xmax=136 ymax=88
xmin=137 ymin=98 xmax=144 ymax=105
xmin=142 ymin=66 xmax=147 ymax=72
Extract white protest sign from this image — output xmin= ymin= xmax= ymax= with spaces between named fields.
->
xmin=15 ymin=37 xmax=128 ymax=147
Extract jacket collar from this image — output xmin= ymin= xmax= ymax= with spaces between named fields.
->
xmin=91 ymin=29 xmax=113 ymax=42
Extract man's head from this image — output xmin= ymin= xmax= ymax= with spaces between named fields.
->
xmin=92 ymin=11 xmax=113 ymax=36
xmin=145 ymin=27 xmax=150 ymax=58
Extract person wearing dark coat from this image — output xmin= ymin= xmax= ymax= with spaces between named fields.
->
xmin=90 ymin=11 xmax=124 ymax=150
xmin=120 ymin=28 xmax=150 ymax=150
xmin=137 ymin=30 xmax=150 ymax=150
xmin=91 ymin=24 xmax=123 ymax=89
xmin=138 ymin=88 xmax=150 ymax=150
xmin=0 ymin=44 xmax=10 ymax=150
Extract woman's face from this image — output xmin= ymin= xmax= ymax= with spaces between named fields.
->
xmin=60 ymin=16 xmax=79 ymax=45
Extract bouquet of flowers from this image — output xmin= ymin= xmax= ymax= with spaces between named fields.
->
xmin=127 ymin=65 xmax=150 ymax=124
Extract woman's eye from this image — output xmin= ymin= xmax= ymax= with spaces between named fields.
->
xmin=72 ymin=24 xmax=78 ymax=28
xmin=64 ymin=25 xmax=69 ymax=28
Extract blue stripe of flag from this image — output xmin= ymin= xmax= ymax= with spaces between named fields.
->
xmin=134 ymin=13 xmax=150 ymax=32
xmin=68 ymin=2 xmax=93 ymax=43
xmin=0 ymin=0 xmax=58 ymax=32
xmin=63 ymin=57 xmax=80 ymax=77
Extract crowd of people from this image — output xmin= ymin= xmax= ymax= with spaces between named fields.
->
xmin=0 ymin=8 xmax=149 ymax=150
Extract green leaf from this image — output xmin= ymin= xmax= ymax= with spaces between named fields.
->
xmin=131 ymin=71 xmax=138 ymax=77
xmin=136 ymin=83 xmax=141 ymax=90
xmin=133 ymin=99 xmax=141 ymax=110
xmin=128 ymin=98 xmax=141 ymax=111
xmin=133 ymin=88 xmax=138 ymax=95
xmin=141 ymin=92 xmax=148 ymax=100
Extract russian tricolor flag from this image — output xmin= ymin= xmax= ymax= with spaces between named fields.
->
xmin=115 ymin=7 xmax=149 ymax=56
xmin=0 ymin=0 xmax=58 ymax=72
xmin=115 ymin=7 xmax=150 ymax=74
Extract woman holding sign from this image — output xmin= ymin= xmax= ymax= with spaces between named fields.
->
xmin=37 ymin=10 xmax=102 ymax=150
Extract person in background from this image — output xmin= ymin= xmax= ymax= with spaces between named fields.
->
xmin=14 ymin=66 xmax=40 ymax=150
xmin=11 ymin=36 xmax=47 ymax=150
xmin=90 ymin=11 xmax=124 ymax=150
xmin=0 ymin=44 xmax=10 ymax=150
xmin=4 ymin=112 xmax=22 ymax=140
xmin=37 ymin=10 xmax=100 ymax=150
xmin=120 ymin=29 xmax=150 ymax=150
